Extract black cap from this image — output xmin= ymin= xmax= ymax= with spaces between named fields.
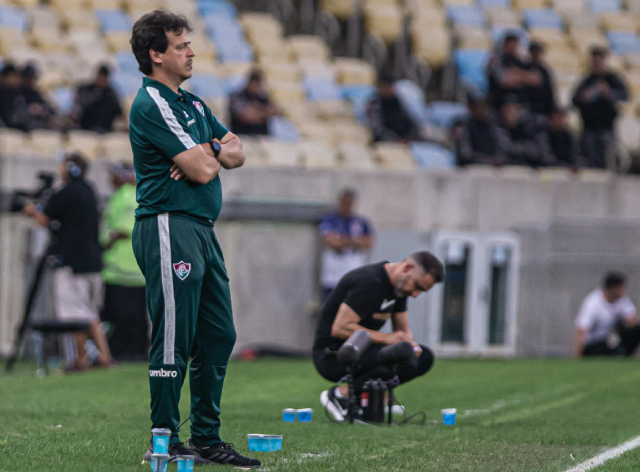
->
xmin=529 ymin=40 xmax=545 ymax=52
xmin=590 ymin=45 xmax=608 ymax=57
xmin=97 ymin=64 xmax=111 ymax=76
xmin=248 ymin=69 xmax=262 ymax=83
xmin=21 ymin=63 xmax=37 ymax=78
xmin=0 ymin=62 xmax=17 ymax=76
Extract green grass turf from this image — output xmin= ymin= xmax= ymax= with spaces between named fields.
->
xmin=1 ymin=358 xmax=639 ymax=472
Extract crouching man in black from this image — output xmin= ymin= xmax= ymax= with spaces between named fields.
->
xmin=313 ymin=251 xmax=444 ymax=421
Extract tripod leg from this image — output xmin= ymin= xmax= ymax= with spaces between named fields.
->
xmin=5 ymin=253 xmax=49 ymax=372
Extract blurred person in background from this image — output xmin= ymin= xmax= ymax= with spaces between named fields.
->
xmin=319 ymin=189 xmax=374 ymax=302
xmin=23 ymin=153 xmax=114 ymax=370
xmin=488 ymin=31 xmax=542 ymax=110
xmin=573 ymin=272 xmax=640 ymax=357
xmin=546 ymin=109 xmax=583 ymax=169
xmin=572 ymin=46 xmax=628 ymax=169
xmin=366 ymin=73 xmax=420 ymax=143
xmin=73 ymin=64 xmax=123 ymax=133
xmin=526 ymin=41 xmax=557 ymax=117
xmin=496 ymin=94 xmax=551 ymax=167
xmin=454 ymin=94 xmax=502 ymax=166
xmin=11 ymin=63 xmax=57 ymax=131
xmin=100 ymin=163 xmax=148 ymax=361
xmin=0 ymin=63 xmax=22 ymax=127
xmin=228 ymin=69 xmax=280 ymax=135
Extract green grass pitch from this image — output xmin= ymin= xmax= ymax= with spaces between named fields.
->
xmin=1 ymin=358 xmax=640 ymax=471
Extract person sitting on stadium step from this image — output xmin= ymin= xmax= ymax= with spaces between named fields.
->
xmin=72 ymin=64 xmax=124 ymax=133
xmin=12 ymin=63 xmax=58 ymax=131
xmin=313 ymin=251 xmax=443 ymax=422
xmin=546 ymin=108 xmax=584 ymax=169
xmin=573 ymin=272 xmax=640 ymax=357
xmin=454 ymin=94 xmax=503 ymax=166
xmin=229 ymin=69 xmax=281 ymax=136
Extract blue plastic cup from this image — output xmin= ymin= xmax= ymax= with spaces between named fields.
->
xmin=248 ymin=434 xmax=283 ymax=452
xmin=176 ymin=455 xmax=195 ymax=472
xmin=441 ymin=408 xmax=457 ymax=425
xmin=282 ymin=408 xmax=296 ymax=422
xmin=151 ymin=428 xmax=171 ymax=455
xmin=151 ymin=453 xmax=169 ymax=472
xmin=297 ymin=408 xmax=313 ymax=423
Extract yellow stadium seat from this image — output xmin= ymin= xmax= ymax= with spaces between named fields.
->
xmin=268 ymin=81 xmax=306 ymax=104
xmin=260 ymin=62 xmax=300 ymax=83
xmin=512 ymin=0 xmax=547 ymax=9
xmin=252 ymin=38 xmax=291 ymax=63
xmin=298 ymin=59 xmax=336 ymax=79
xmin=313 ymin=100 xmax=354 ymax=120
xmin=218 ymin=62 xmax=254 ymax=78
xmin=372 ymin=142 xmax=416 ymax=170
xmin=321 ymin=0 xmax=357 ymax=20
xmin=624 ymin=53 xmax=640 ymax=68
xmin=163 ymin=0 xmax=198 ymax=18
xmin=101 ymin=132 xmax=133 ymax=162
xmin=30 ymin=29 xmax=70 ymax=53
xmin=188 ymin=34 xmax=217 ymax=61
xmin=25 ymin=130 xmax=63 ymax=158
xmin=412 ymin=28 xmax=451 ymax=68
xmin=485 ymin=8 xmax=521 ymax=27
xmin=442 ymin=0 xmax=475 ymax=6
xmin=0 ymin=28 xmax=28 ymax=54
xmin=528 ymin=28 xmax=569 ymax=47
xmin=259 ymin=138 xmax=301 ymax=167
xmin=565 ymin=14 xmax=599 ymax=29
xmin=546 ymin=46 xmax=583 ymax=72
xmin=278 ymin=101 xmax=317 ymax=122
xmin=240 ymin=12 xmax=283 ymax=42
xmin=287 ymin=35 xmax=331 ymax=61
xmin=412 ymin=8 xmax=446 ymax=28
xmin=235 ymin=135 xmax=268 ymax=167
xmin=600 ymin=12 xmax=636 ymax=32
xmin=363 ymin=4 xmax=402 ymax=44
xmin=89 ymin=0 xmax=121 ymax=9
xmin=190 ymin=59 xmax=218 ymax=75
xmin=333 ymin=58 xmax=376 ymax=85
xmin=569 ymin=28 xmax=608 ymax=56
xmin=298 ymin=140 xmax=339 ymax=169
xmin=456 ymin=27 xmax=492 ymax=50
xmin=65 ymin=130 xmax=103 ymax=160
xmin=333 ymin=122 xmax=372 ymax=146
xmin=105 ymin=32 xmax=132 ymax=52
xmin=298 ymin=120 xmax=336 ymax=146
xmin=552 ymin=0 xmax=585 ymax=14
xmin=337 ymin=142 xmax=377 ymax=170
xmin=61 ymin=10 xmax=99 ymax=32
xmin=29 ymin=7 xmax=61 ymax=30
xmin=0 ymin=129 xmax=26 ymax=157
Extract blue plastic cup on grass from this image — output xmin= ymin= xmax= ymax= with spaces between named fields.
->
xmin=282 ymin=408 xmax=296 ymax=422
xmin=176 ymin=455 xmax=195 ymax=472
xmin=248 ymin=434 xmax=283 ymax=452
xmin=151 ymin=428 xmax=171 ymax=454
xmin=297 ymin=408 xmax=313 ymax=422
xmin=151 ymin=453 xmax=169 ymax=472
xmin=441 ymin=408 xmax=457 ymax=425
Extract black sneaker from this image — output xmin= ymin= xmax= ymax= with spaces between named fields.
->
xmin=188 ymin=438 xmax=261 ymax=468
xmin=320 ymin=386 xmax=349 ymax=422
xmin=142 ymin=439 xmax=212 ymax=465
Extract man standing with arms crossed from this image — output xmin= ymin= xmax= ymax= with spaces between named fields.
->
xmin=129 ymin=11 xmax=260 ymax=468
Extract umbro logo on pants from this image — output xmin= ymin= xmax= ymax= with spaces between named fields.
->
xmin=149 ymin=368 xmax=178 ymax=378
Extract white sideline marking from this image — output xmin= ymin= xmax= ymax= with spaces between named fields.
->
xmin=563 ymin=435 xmax=640 ymax=472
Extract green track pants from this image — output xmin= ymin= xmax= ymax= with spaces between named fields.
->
xmin=132 ymin=213 xmax=236 ymax=447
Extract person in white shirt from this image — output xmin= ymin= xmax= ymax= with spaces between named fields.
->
xmin=573 ymin=272 xmax=640 ymax=357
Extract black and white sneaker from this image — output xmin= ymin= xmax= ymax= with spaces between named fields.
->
xmin=142 ymin=439 xmax=212 ymax=465
xmin=188 ymin=438 xmax=261 ymax=468
xmin=320 ymin=386 xmax=348 ymax=422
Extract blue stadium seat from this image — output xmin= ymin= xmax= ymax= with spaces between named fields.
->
xmin=607 ymin=32 xmax=640 ymax=54
xmin=112 ymin=72 xmax=143 ymax=97
xmin=204 ymin=17 xmax=244 ymax=44
xmin=223 ymin=74 xmax=248 ymax=95
xmin=427 ymin=102 xmax=469 ymax=129
xmin=303 ymin=77 xmax=342 ymax=101
xmin=96 ymin=10 xmax=133 ymax=32
xmin=217 ymin=41 xmax=253 ymax=62
xmin=410 ymin=142 xmax=456 ymax=170
xmin=197 ymin=0 xmax=237 ymax=18
xmin=52 ymin=87 xmax=75 ymax=115
xmin=478 ymin=0 xmax=510 ymax=8
xmin=116 ymin=52 xmax=139 ymax=74
xmin=447 ymin=6 xmax=486 ymax=28
xmin=587 ymin=0 xmax=620 ymax=13
xmin=395 ymin=79 xmax=429 ymax=124
xmin=186 ymin=74 xmax=226 ymax=98
xmin=268 ymin=116 xmax=300 ymax=142
xmin=341 ymin=85 xmax=376 ymax=122
xmin=523 ymin=9 xmax=562 ymax=29
xmin=454 ymin=49 xmax=490 ymax=96
xmin=0 ymin=7 xmax=26 ymax=30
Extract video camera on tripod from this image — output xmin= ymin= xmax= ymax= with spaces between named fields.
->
xmin=335 ymin=330 xmax=423 ymax=425
xmin=9 ymin=172 xmax=55 ymax=213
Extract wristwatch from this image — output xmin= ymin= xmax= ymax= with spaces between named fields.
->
xmin=211 ymin=140 xmax=221 ymax=158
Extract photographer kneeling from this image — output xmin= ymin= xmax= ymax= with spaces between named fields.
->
xmin=23 ymin=153 xmax=114 ymax=371
xmin=314 ymin=252 xmax=444 ymax=421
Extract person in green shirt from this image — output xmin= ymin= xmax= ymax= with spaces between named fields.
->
xmin=129 ymin=10 xmax=260 ymax=468
xmin=100 ymin=163 xmax=148 ymax=361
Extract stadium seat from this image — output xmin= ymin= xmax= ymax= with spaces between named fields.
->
xmin=279 ymin=101 xmax=316 ymax=122
xmin=303 ymin=77 xmax=342 ymax=101
xmin=528 ymin=28 xmax=568 ymax=47
xmin=216 ymin=41 xmax=253 ymax=63
xmin=552 ymin=0 xmax=586 ymax=13
xmin=298 ymin=140 xmax=339 ymax=169
xmin=321 ymin=0 xmax=357 ymax=20
xmin=410 ymin=142 xmax=456 ymax=170
xmin=268 ymin=81 xmax=306 ymax=104
xmin=565 ymin=13 xmax=599 ymax=29
xmin=28 ymin=7 xmax=59 ymax=30
xmin=197 ymin=0 xmax=237 ymax=18
xmin=26 ymin=130 xmax=63 ymax=158
xmin=485 ymin=8 xmax=521 ymax=27
xmin=116 ymin=52 xmax=139 ymax=74
xmin=411 ymin=7 xmax=447 ymax=28
xmin=90 ymin=0 xmax=121 ymax=10
xmin=51 ymin=87 xmax=75 ymax=115
xmin=95 ymin=10 xmax=133 ymax=32
xmin=337 ymin=142 xmax=377 ymax=170
xmin=546 ymin=45 xmax=583 ymax=72
xmin=478 ymin=0 xmax=510 ymax=9
xmin=454 ymin=49 xmax=490 ymax=95
xmin=0 ymin=7 xmax=27 ymax=30
xmin=512 ymin=0 xmax=546 ymax=9
xmin=607 ymin=32 xmax=640 ymax=55
xmin=105 ymin=32 xmax=134 ymax=52
xmin=0 ymin=129 xmax=25 ymax=157
xmin=412 ymin=28 xmax=452 ymax=67
xmin=298 ymin=60 xmax=336 ymax=80
xmin=30 ymin=28 xmax=70 ymax=53
xmin=66 ymin=130 xmax=103 ymax=160
xmin=523 ymin=9 xmax=563 ymax=29
xmin=112 ymin=72 xmax=143 ymax=97
xmin=206 ymin=17 xmax=244 ymax=44
xmin=447 ymin=6 xmax=486 ymax=28
xmin=236 ymin=135 xmax=268 ymax=166
xmin=314 ymin=100 xmax=354 ymax=121
xmin=188 ymin=34 xmax=217 ymax=61
xmin=260 ymin=138 xmax=300 ymax=167
xmin=600 ymin=12 xmax=636 ymax=32
xmin=261 ymin=62 xmax=300 ymax=83
xmin=267 ymin=116 xmax=300 ymax=142
xmin=333 ymin=122 xmax=372 ymax=146
xmin=428 ymin=101 xmax=469 ymax=128
xmin=456 ymin=27 xmax=493 ymax=50
xmin=287 ymin=35 xmax=331 ymax=61
xmin=61 ymin=10 xmax=100 ymax=32
xmin=101 ymin=132 xmax=133 ymax=162
xmin=373 ymin=142 xmax=416 ymax=170
xmin=442 ymin=0 xmax=475 ymax=7
xmin=333 ymin=58 xmax=376 ymax=85
xmin=394 ymin=79 xmax=429 ymax=124
xmin=587 ymin=0 xmax=620 ymax=12
xmin=186 ymin=74 xmax=225 ymax=98
xmin=363 ymin=3 xmax=403 ymax=44
xmin=298 ymin=120 xmax=337 ymax=145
